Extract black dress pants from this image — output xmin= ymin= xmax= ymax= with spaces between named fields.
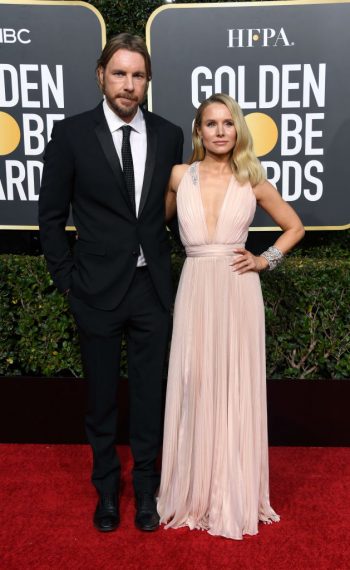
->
xmin=69 ymin=267 xmax=171 ymax=495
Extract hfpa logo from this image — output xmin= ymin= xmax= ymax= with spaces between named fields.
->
xmin=227 ymin=28 xmax=293 ymax=48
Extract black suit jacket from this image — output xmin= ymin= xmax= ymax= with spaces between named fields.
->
xmin=39 ymin=102 xmax=184 ymax=310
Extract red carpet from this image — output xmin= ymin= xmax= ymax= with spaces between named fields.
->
xmin=0 ymin=446 xmax=349 ymax=570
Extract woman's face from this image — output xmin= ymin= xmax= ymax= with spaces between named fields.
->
xmin=197 ymin=103 xmax=237 ymax=157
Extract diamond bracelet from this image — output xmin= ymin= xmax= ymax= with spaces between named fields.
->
xmin=260 ymin=246 xmax=284 ymax=271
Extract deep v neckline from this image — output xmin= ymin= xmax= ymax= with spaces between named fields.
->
xmin=196 ymin=161 xmax=233 ymax=244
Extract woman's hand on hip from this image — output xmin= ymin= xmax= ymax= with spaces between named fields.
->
xmin=230 ymin=248 xmax=269 ymax=274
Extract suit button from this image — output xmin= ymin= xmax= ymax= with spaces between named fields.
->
xmin=132 ymin=250 xmax=138 ymax=256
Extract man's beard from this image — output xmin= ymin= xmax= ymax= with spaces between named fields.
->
xmin=106 ymin=94 xmax=141 ymax=119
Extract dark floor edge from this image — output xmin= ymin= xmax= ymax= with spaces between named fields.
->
xmin=0 ymin=377 xmax=349 ymax=445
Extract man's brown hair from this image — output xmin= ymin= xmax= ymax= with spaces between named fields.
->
xmin=96 ymin=33 xmax=152 ymax=81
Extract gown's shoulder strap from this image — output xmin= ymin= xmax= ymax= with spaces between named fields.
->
xmin=188 ymin=162 xmax=199 ymax=186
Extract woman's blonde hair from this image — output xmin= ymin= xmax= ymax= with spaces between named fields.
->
xmin=190 ymin=93 xmax=265 ymax=187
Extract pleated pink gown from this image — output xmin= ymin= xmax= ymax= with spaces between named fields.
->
xmin=157 ymin=162 xmax=279 ymax=540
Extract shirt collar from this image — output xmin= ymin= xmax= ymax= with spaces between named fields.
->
xmin=103 ymin=99 xmax=145 ymax=134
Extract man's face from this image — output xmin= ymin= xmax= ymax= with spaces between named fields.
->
xmin=98 ymin=49 xmax=148 ymax=122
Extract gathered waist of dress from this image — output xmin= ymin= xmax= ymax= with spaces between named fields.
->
xmin=185 ymin=244 xmax=244 ymax=258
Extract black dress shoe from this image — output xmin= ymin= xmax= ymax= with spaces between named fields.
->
xmin=135 ymin=492 xmax=160 ymax=532
xmin=93 ymin=493 xmax=120 ymax=532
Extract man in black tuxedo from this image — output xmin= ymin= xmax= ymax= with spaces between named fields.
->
xmin=39 ymin=33 xmax=183 ymax=533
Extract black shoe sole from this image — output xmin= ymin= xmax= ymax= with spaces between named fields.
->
xmin=93 ymin=520 xmax=120 ymax=532
xmin=135 ymin=521 xmax=159 ymax=532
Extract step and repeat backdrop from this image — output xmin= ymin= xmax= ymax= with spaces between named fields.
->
xmin=0 ymin=0 xmax=105 ymax=229
xmin=147 ymin=0 xmax=350 ymax=230
xmin=1 ymin=0 xmax=350 ymax=230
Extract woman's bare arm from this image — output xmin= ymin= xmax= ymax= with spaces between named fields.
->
xmin=232 ymin=180 xmax=305 ymax=274
xmin=165 ymin=164 xmax=189 ymax=222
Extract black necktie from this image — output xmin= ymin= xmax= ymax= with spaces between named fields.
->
xmin=121 ymin=125 xmax=136 ymax=213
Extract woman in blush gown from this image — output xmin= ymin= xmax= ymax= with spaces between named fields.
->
xmin=157 ymin=94 xmax=304 ymax=540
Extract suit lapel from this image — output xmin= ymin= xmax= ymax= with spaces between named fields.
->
xmin=93 ymin=104 xmax=135 ymax=214
xmin=139 ymin=110 xmax=157 ymax=217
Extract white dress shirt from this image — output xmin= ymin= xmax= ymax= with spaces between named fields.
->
xmin=103 ymin=99 xmax=147 ymax=266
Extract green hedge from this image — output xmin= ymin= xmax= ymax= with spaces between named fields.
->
xmin=0 ymin=252 xmax=349 ymax=379
xmin=89 ymin=0 xmax=251 ymax=38
xmin=262 ymin=257 xmax=350 ymax=378
xmin=0 ymin=255 xmax=82 ymax=377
